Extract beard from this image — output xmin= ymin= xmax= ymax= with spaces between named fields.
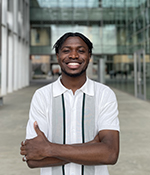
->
xmin=61 ymin=66 xmax=88 ymax=77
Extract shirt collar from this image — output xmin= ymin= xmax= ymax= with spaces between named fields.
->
xmin=80 ymin=77 xmax=94 ymax=96
xmin=53 ymin=76 xmax=94 ymax=97
xmin=53 ymin=76 xmax=68 ymax=97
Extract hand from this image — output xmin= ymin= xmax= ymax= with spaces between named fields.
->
xmin=20 ymin=121 xmax=50 ymax=161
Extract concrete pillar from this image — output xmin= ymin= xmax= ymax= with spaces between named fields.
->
xmin=13 ymin=34 xmax=18 ymax=91
xmin=18 ymin=39 xmax=22 ymax=89
xmin=8 ymin=32 xmax=13 ymax=93
xmin=98 ymin=58 xmax=106 ymax=84
xmin=1 ymin=27 xmax=7 ymax=95
xmin=1 ymin=0 xmax=7 ymax=95
xmin=25 ymin=44 xmax=30 ymax=86
xmin=87 ymin=56 xmax=93 ymax=79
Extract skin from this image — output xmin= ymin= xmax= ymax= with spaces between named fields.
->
xmin=20 ymin=36 xmax=119 ymax=168
xmin=56 ymin=36 xmax=91 ymax=93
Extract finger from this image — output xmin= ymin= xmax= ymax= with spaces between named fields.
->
xmin=23 ymin=140 xmax=26 ymax=145
xmin=21 ymin=140 xmax=26 ymax=146
xmin=22 ymin=157 xmax=26 ymax=162
xmin=20 ymin=141 xmax=27 ymax=151
xmin=21 ymin=141 xmax=24 ymax=146
xmin=22 ymin=155 xmax=27 ymax=162
xmin=34 ymin=121 xmax=42 ymax=136
xmin=20 ymin=146 xmax=26 ymax=151
xmin=20 ymin=150 xmax=27 ymax=155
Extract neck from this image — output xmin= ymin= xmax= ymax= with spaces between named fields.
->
xmin=60 ymin=73 xmax=87 ymax=94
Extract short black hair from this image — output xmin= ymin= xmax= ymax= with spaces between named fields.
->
xmin=53 ymin=32 xmax=93 ymax=54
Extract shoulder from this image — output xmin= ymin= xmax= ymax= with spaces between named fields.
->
xmin=32 ymin=80 xmax=56 ymax=102
xmin=35 ymin=83 xmax=52 ymax=96
xmin=91 ymin=80 xmax=117 ymax=101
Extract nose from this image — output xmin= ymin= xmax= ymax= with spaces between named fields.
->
xmin=69 ymin=50 xmax=79 ymax=59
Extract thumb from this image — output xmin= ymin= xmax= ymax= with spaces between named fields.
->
xmin=34 ymin=121 xmax=42 ymax=135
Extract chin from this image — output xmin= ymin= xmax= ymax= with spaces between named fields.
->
xmin=62 ymin=69 xmax=86 ymax=78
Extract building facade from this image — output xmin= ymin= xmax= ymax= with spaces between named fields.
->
xmin=0 ymin=0 xmax=29 ymax=104
xmin=29 ymin=0 xmax=150 ymax=101
xmin=0 ymin=0 xmax=150 ymax=102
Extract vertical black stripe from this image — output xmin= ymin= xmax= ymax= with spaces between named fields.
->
xmin=61 ymin=93 xmax=86 ymax=175
xmin=62 ymin=94 xmax=66 ymax=144
xmin=82 ymin=93 xmax=85 ymax=143
xmin=62 ymin=165 xmax=65 ymax=175
xmin=82 ymin=165 xmax=84 ymax=175
xmin=62 ymin=94 xmax=65 ymax=175
xmin=82 ymin=93 xmax=86 ymax=175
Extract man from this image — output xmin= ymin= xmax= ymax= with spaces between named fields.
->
xmin=20 ymin=32 xmax=120 ymax=175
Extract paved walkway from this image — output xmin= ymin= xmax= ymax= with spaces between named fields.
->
xmin=0 ymin=79 xmax=150 ymax=175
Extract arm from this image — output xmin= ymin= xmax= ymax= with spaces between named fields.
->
xmin=21 ymin=122 xmax=119 ymax=166
xmin=47 ymin=130 xmax=119 ymax=165
xmin=24 ymin=134 xmax=100 ymax=168
xmin=21 ymin=91 xmax=101 ymax=168
xmin=26 ymin=158 xmax=69 ymax=168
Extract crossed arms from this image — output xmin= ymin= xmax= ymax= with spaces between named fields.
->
xmin=20 ymin=121 xmax=119 ymax=168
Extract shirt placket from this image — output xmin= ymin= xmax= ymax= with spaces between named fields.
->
xmin=70 ymin=93 xmax=76 ymax=144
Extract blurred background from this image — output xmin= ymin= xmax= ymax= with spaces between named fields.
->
xmin=0 ymin=0 xmax=150 ymax=104
xmin=0 ymin=1 xmax=150 ymax=175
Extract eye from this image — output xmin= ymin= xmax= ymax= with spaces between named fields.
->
xmin=78 ymin=49 xmax=85 ymax=53
xmin=62 ymin=49 xmax=70 ymax=53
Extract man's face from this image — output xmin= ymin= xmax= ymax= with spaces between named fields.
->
xmin=56 ymin=36 xmax=91 ymax=77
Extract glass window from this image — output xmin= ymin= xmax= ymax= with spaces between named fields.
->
xmin=145 ymin=8 xmax=149 ymax=24
xmin=148 ymin=0 xmax=150 ymax=7
xmin=36 ymin=0 xmax=99 ymax=8
xmin=145 ymin=28 xmax=149 ymax=41
xmin=31 ymin=55 xmax=51 ymax=78
xmin=31 ymin=27 xmax=50 ymax=46
xmin=145 ymin=40 xmax=150 ymax=53
xmin=102 ymin=0 xmax=140 ymax=8
xmin=148 ymin=8 xmax=150 ymax=23
xmin=135 ymin=16 xmax=143 ymax=32
xmin=137 ymin=32 xmax=144 ymax=43
xmin=146 ymin=54 xmax=150 ymax=100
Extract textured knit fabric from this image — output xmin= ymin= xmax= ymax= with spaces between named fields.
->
xmin=26 ymin=77 xmax=120 ymax=175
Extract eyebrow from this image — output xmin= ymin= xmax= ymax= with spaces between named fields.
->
xmin=61 ymin=46 xmax=87 ymax=50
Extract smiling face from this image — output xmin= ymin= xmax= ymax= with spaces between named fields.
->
xmin=56 ymin=36 xmax=91 ymax=78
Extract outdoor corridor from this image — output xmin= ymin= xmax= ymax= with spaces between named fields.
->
xmin=0 ymin=79 xmax=150 ymax=175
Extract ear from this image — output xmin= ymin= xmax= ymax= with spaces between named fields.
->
xmin=88 ymin=54 xmax=92 ymax=64
xmin=89 ymin=53 xmax=92 ymax=58
xmin=56 ymin=53 xmax=59 ymax=62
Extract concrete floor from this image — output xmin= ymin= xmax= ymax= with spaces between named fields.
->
xmin=0 ymin=79 xmax=150 ymax=175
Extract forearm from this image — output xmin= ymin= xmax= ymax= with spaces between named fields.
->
xmin=21 ymin=126 xmax=119 ymax=167
xmin=26 ymin=136 xmax=98 ymax=168
xmin=47 ymin=131 xmax=119 ymax=166
xmin=27 ymin=157 xmax=69 ymax=168
xmin=49 ymin=142 xmax=118 ymax=166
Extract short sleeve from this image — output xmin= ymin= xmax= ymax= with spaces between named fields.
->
xmin=97 ymin=88 xmax=120 ymax=132
xmin=26 ymin=90 xmax=48 ymax=139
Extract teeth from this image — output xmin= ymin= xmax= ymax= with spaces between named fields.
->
xmin=68 ymin=63 xmax=79 ymax=66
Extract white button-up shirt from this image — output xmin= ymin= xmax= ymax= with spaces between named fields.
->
xmin=26 ymin=77 xmax=119 ymax=175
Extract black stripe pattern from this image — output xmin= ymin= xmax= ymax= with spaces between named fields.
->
xmin=61 ymin=93 xmax=86 ymax=175
xmin=62 ymin=94 xmax=65 ymax=175
xmin=82 ymin=93 xmax=86 ymax=175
